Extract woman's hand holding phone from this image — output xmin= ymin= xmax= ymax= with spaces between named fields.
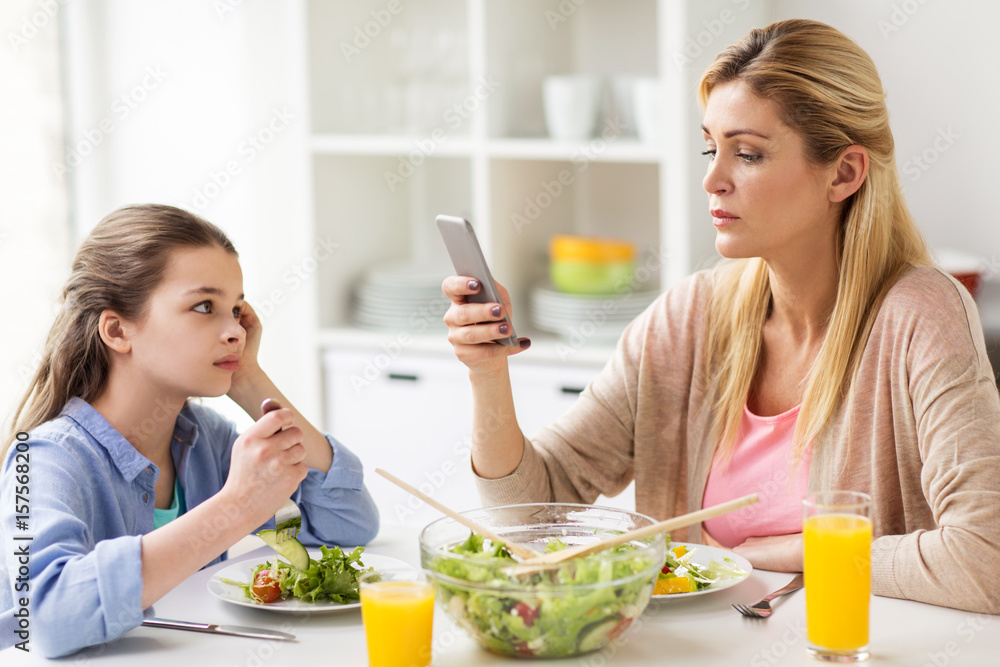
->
xmin=442 ymin=276 xmax=530 ymax=374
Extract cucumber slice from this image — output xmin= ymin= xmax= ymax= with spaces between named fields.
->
xmin=577 ymin=615 xmax=622 ymax=654
xmin=257 ymin=530 xmax=310 ymax=571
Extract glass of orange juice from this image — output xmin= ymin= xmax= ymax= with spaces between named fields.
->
xmin=803 ymin=491 xmax=872 ymax=662
xmin=359 ymin=568 xmax=435 ymax=667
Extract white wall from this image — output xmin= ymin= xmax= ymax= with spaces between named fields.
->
xmin=62 ymin=0 xmax=319 ymax=428
xmin=767 ymin=0 xmax=1000 ymax=328
xmin=0 ymin=0 xmax=71 ymax=428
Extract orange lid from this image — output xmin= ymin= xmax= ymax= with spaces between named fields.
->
xmin=550 ymin=235 xmax=636 ymax=262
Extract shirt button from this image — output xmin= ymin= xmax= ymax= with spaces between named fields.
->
xmin=143 ymin=493 xmax=149 ymax=502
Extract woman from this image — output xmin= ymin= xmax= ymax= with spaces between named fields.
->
xmin=441 ymin=19 xmax=1000 ymax=614
xmin=0 ymin=205 xmax=379 ymax=656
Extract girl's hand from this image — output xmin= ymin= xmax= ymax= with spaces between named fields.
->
xmin=229 ymin=301 xmax=263 ymax=395
xmin=442 ymin=276 xmax=529 ymax=375
xmin=221 ymin=406 xmax=307 ymax=526
xmin=732 ymin=533 xmax=804 ymax=572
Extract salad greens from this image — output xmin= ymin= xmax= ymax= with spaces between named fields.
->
xmin=655 ymin=541 xmax=748 ymax=595
xmin=222 ymin=545 xmax=369 ymax=604
xmin=425 ymin=532 xmax=659 ymax=658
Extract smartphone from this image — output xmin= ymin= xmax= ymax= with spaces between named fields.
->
xmin=436 ymin=214 xmax=519 ymax=347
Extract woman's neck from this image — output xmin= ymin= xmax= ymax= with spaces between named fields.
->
xmin=765 ymin=248 xmax=840 ymax=346
xmin=90 ymin=375 xmax=186 ymax=462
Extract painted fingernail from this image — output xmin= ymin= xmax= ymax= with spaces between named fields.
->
xmin=519 ymin=338 xmax=531 ymax=348
xmin=491 ymin=306 xmax=501 ymax=317
xmin=499 ymin=323 xmax=509 ymax=335
xmin=468 ymin=280 xmax=480 ymax=291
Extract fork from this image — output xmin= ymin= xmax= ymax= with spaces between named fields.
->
xmin=732 ymin=573 xmax=804 ymax=618
xmin=260 ymin=398 xmax=302 ymax=543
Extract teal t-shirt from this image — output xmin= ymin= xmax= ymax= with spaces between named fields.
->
xmin=152 ymin=478 xmax=186 ymax=529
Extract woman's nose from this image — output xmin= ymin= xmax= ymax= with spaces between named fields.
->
xmin=702 ymin=157 xmax=731 ymax=195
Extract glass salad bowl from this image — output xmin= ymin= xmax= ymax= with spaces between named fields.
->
xmin=419 ymin=503 xmax=665 ymax=659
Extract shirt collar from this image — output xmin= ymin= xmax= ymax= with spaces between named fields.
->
xmin=60 ymin=397 xmax=201 ymax=482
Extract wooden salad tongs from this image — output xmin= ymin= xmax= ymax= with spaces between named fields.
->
xmin=516 ymin=493 xmax=759 ymax=567
xmin=375 ymin=468 xmax=538 ymax=560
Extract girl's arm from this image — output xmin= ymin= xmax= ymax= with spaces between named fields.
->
xmin=226 ymin=302 xmax=332 ymax=473
xmin=140 ymin=406 xmax=305 ymax=608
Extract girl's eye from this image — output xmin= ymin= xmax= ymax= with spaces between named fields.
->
xmin=232 ymin=306 xmax=242 ymax=319
xmin=737 ymin=152 xmax=762 ymax=164
xmin=701 ymin=149 xmax=716 ymax=161
xmin=193 ymin=301 xmax=212 ymax=314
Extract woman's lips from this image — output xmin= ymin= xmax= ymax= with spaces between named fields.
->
xmin=711 ymin=208 xmax=740 ymax=227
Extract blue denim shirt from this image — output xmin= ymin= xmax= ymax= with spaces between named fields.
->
xmin=0 ymin=398 xmax=379 ymax=657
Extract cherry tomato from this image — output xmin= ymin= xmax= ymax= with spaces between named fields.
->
xmin=511 ymin=601 xmax=539 ymax=627
xmin=251 ymin=569 xmax=282 ymax=603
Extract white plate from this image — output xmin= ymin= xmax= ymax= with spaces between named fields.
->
xmin=652 ymin=542 xmax=752 ymax=600
xmin=207 ymin=550 xmax=415 ymax=613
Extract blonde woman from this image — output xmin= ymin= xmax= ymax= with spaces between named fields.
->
xmin=441 ymin=19 xmax=1000 ymax=613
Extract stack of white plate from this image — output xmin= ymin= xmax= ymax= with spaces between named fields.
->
xmin=529 ymin=285 xmax=659 ymax=341
xmin=352 ymin=261 xmax=451 ymax=332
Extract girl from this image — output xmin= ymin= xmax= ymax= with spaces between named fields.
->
xmin=441 ymin=20 xmax=1000 ymax=613
xmin=0 ymin=204 xmax=379 ymax=657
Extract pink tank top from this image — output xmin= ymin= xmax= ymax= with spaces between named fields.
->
xmin=701 ymin=403 xmax=812 ymax=549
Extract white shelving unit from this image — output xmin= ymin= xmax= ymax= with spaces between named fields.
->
xmin=293 ymin=0 xmax=768 ymax=521
xmin=301 ymin=0 xmax=764 ymax=352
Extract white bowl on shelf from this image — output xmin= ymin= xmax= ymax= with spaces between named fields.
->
xmin=543 ymin=75 xmax=603 ymax=141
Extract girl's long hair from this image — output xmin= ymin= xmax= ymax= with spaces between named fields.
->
xmin=3 ymin=204 xmax=236 ymax=459
xmin=700 ymin=20 xmax=930 ymax=459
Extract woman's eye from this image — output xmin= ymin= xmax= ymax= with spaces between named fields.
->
xmin=701 ymin=149 xmax=716 ymax=161
xmin=232 ymin=306 xmax=242 ymax=319
xmin=737 ymin=152 xmax=762 ymax=164
xmin=193 ymin=301 xmax=212 ymax=314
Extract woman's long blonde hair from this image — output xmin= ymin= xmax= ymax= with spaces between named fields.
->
xmin=2 ymin=204 xmax=235 ymax=460
xmin=700 ymin=19 xmax=930 ymax=458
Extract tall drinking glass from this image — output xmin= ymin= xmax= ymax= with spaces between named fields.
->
xmin=803 ymin=491 xmax=872 ymax=662
xmin=360 ymin=569 xmax=435 ymax=667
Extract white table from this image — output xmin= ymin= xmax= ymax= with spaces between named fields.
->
xmin=8 ymin=524 xmax=997 ymax=665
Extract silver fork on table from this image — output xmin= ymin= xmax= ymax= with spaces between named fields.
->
xmin=260 ymin=398 xmax=302 ymax=543
xmin=732 ymin=572 xmax=804 ymax=618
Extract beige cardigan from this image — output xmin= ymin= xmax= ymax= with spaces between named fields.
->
xmin=478 ymin=266 xmax=1000 ymax=614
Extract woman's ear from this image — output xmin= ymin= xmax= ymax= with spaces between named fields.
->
xmin=829 ymin=145 xmax=869 ymax=203
xmin=98 ymin=310 xmax=133 ymax=354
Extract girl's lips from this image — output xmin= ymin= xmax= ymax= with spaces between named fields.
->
xmin=214 ymin=354 xmax=240 ymax=372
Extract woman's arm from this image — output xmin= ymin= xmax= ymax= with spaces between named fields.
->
xmin=442 ymin=276 xmax=530 ymax=479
